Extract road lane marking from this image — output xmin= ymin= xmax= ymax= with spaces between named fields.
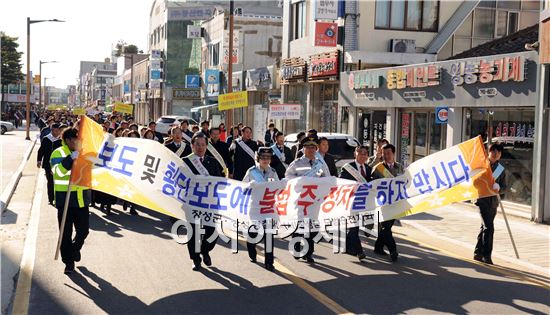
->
xmin=235 ymin=238 xmax=352 ymax=315
xmin=394 ymin=233 xmax=550 ymax=290
xmin=12 ymin=172 xmax=44 ymax=315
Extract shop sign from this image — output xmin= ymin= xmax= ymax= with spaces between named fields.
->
xmin=150 ymin=60 xmax=162 ymax=70
xmin=387 ymin=65 xmax=440 ymax=89
xmin=168 ymin=6 xmax=214 ymax=21
xmin=187 ymin=25 xmax=201 ymax=39
xmin=400 ymin=113 xmax=410 ymax=167
xmin=314 ymin=22 xmax=338 ymax=47
xmin=403 ymin=91 xmax=426 ymax=99
xmin=151 ymin=50 xmax=161 ymax=59
xmin=493 ymin=121 xmax=535 ymax=144
xmin=150 ymin=70 xmax=162 ymax=80
xmin=349 ymin=72 xmax=382 ymax=90
xmin=315 ymin=0 xmax=338 ymax=20
xmin=309 ymin=58 xmax=338 ymax=78
xmin=185 ymin=75 xmax=200 ymax=88
xmin=246 ymin=67 xmax=272 ymax=91
xmin=479 ymin=88 xmax=498 ymax=97
xmin=269 ymin=104 xmax=301 ymax=120
xmin=218 ymin=91 xmax=248 ymax=111
xmin=205 ymin=69 xmax=220 ymax=97
xmin=173 ymin=88 xmax=200 ymax=100
xmin=223 ymin=31 xmax=240 ymax=64
xmin=435 ymin=107 xmax=449 ymax=124
xmin=232 ymin=72 xmax=243 ymax=92
xmin=150 ymin=81 xmax=161 ymax=89
xmin=450 ymin=55 xmax=525 ymax=86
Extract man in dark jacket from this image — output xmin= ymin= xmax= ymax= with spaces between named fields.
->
xmin=39 ymin=117 xmax=55 ymax=141
xmin=371 ymin=143 xmax=403 ymax=263
xmin=318 ymin=137 xmax=338 ymax=177
xmin=474 ymin=143 xmax=506 ymax=265
xmin=208 ymin=127 xmax=231 ymax=177
xmin=183 ymin=133 xmax=223 ymax=271
xmin=148 ymin=121 xmax=164 ymax=143
xmin=340 ymin=145 xmax=372 ymax=261
xmin=264 ymin=123 xmax=278 ymax=146
xmin=291 ymin=131 xmax=306 ymax=160
xmin=180 ymin=119 xmax=194 ymax=141
xmin=165 ymin=126 xmax=191 ymax=158
xmin=37 ymin=123 xmax=63 ymax=205
xmin=229 ymin=126 xmax=258 ymax=180
xmin=270 ymin=131 xmax=293 ymax=179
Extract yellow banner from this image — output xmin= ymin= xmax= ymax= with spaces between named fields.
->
xmin=47 ymin=104 xmax=68 ymax=111
xmin=114 ymin=103 xmax=134 ymax=114
xmin=73 ymin=108 xmax=86 ymax=115
xmin=218 ymin=91 xmax=248 ymax=111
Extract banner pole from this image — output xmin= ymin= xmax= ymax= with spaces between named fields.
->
xmin=497 ymin=195 xmax=520 ymax=259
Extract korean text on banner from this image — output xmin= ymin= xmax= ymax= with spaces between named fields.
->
xmin=72 ymin=116 xmax=496 ymax=232
xmin=73 ymin=108 xmax=86 ymax=115
xmin=114 ymin=103 xmax=134 ymax=115
xmin=218 ymin=91 xmax=248 ymax=111
xmin=269 ymin=104 xmax=301 ymax=120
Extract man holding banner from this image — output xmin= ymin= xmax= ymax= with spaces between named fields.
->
xmin=474 ymin=143 xmax=506 ymax=265
xmin=371 ymin=143 xmax=403 ymax=262
xmin=340 ymin=145 xmax=372 ymax=261
xmin=285 ymin=136 xmax=330 ymax=263
xmin=183 ymin=133 xmax=224 ymax=271
xmin=229 ymin=126 xmax=258 ymax=180
xmin=243 ymin=147 xmax=279 ymax=271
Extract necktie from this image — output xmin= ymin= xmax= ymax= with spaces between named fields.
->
xmin=200 ymin=157 xmax=204 ymax=163
xmin=360 ymin=165 xmax=366 ymax=178
xmin=310 ymin=160 xmax=313 ymax=167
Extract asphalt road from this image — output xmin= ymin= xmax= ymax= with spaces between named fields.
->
xmin=14 ymin=177 xmax=550 ymax=315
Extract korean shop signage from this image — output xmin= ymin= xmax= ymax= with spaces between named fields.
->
xmin=309 ymin=57 xmax=338 ymax=79
xmin=386 ymin=65 xmax=440 ymax=90
xmin=449 ymin=55 xmax=525 ymax=86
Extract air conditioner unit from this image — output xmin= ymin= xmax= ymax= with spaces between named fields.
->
xmin=390 ymin=39 xmax=416 ymax=53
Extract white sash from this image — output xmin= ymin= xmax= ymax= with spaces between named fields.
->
xmin=493 ymin=163 xmax=504 ymax=180
xmin=181 ymin=131 xmax=192 ymax=143
xmin=271 ymin=144 xmax=287 ymax=169
xmin=175 ymin=142 xmax=187 ymax=157
xmin=207 ymin=142 xmax=228 ymax=170
xmin=343 ymin=163 xmax=367 ymax=183
xmin=237 ymin=139 xmax=256 ymax=160
xmin=188 ymin=154 xmax=210 ymax=176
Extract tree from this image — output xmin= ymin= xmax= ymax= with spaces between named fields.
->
xmin=1 ymin=32 xmax=24 ymax=111
xmin=124 ymin=44 xmax=138 ymax=54
xmin=114 ymin=40 xmax=140 ymax=57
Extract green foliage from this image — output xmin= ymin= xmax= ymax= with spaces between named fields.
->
xmin=1 ymin=33 xmax=24 ymax=87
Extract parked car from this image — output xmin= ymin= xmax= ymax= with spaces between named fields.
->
xmin=284 ymin=132 xmax=360 ymax=168
xmin=155 ymin=116 xmax=198 ymax=135
xmin=0 ymin=121 xmax=15 ymax=135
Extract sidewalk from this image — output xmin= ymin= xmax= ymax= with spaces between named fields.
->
xmin=398 ymin=202 xmax=550 ymax=276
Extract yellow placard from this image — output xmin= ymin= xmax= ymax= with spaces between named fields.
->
xmin=73 ymin=108 xmax=86 ymax=115
xmin=218 ymin=91 xmax=248 ymax=111
xmin=114 ymin=103 xmax=134 ymax=114
xmin=47 ymin=104 xmax=68 ymax=111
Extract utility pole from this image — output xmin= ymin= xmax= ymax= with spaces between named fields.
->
xmin=226 ymin=0 xmax=234 ymax=126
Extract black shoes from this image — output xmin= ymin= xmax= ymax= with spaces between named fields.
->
xmin=374 ymin=248 xmax=388 ymax=256
xmin=202 ymin=254 xmax=212 ymax=267
xmin=482 ymin=257 xmax=494 ymax=265
xmin=390 ymin=251 xmax=399 ymax=262
xmin=473 ymin=254 xmax=483 ymax=262
xmin=357 ymin=253 xmax=367 ymax=261
xmin=192 ymin=259 xmax=202 ymax=271
xmin=265 ymin=263 xmax=275 ymax=271
xmin=64 ymin=262 xmax=75 ymax=275
xmin=250 ymin=256 xmax=257 ymax=263
xmin=129 ymin=207 xmax=138 ymax=215
xmin=304 ymin=256 xmax=315 ymax=263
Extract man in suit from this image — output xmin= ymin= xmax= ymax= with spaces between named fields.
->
xmin=183 ymin=132 xmax=224 ymax=271
xmin=367 ymin=138 xmax=389 ymax=168
xmin=39 ymin=117 xmax=55 ymax=141
xmin=180 ymin=119 xmax=194 ymax=140
xmin=148 ymin=121 xmax=164 ymax=143
xmin=295 ymin=129 xmax=318 ymax=159
xmin=340 ymin=145 xmax=372 ymax=261
xmin=291 ymin=131 xmax=306 ymax=160
xmin=318 ymin=137 xmax=338 ymax=177
xmin=270 ymin=131 xmax=293 ymax=179
xmin=229 ymin=126 xmax=258 ymax=180
xmin=474 ymin=143 xmax=506 ymax=265
xmin=371 ymin=143 xmax=403 ymax=262
xmin=200 ymin=120 xmax=210 ymax=138
xmin=37 ymin=123 xmax=63 ymax=205
xmin=264 ymin=122 xmax=278 ymax=146
xmin=208 ymin=127 xmax=231 ymax=176
xmin=165 ymin=126 xmax=191 ymax=158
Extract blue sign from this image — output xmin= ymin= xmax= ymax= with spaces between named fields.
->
xmin=186 ymin=75 xmax=200 ymax=88
xmin=436 ymin=106 xmax=449 ymax=124
xmin=151 ymin=70 xmax=162 ymax=80
xmin=205 ymin=69 xmax=220 ymax=97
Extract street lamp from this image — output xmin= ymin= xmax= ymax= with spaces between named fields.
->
xmin=39 ymin=60 xmax=58 ymax=109
xmin=25 ymin=17 xmax=65 ymax=140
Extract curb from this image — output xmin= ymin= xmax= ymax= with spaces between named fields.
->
xmin=0 ymin=136 xmax=37 ymax=212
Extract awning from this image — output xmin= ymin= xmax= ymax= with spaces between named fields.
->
xmin=191 ymin=103 xmax=218 ymax=112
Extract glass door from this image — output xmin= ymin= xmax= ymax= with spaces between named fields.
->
xmin=413 ymin=112 xmax=428 ymax=160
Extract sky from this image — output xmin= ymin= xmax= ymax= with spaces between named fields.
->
xmin=0 ymin=0 xmax=151 ymax=88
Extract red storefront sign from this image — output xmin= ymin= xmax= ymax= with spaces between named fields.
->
xmin=314 ymin=22 xmax=338 ymax=47
xmin=309 ymin=58 xmax=338 ymax=78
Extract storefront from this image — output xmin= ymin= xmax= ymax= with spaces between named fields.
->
xmin=280 ymin=57 xmax=308 ymax=134
xmin=340 ymin=51 xmax=538 ymax=206
xmin=308 ymin=51 xmax=339 ymax=133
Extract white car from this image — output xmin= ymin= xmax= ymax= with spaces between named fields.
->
xmin=284 ymin=132 xmax=360 ymax=168
xmin=155 ymin=116 xmax=198 ymax=135
xmin=0 ymin=121 xmax=15 ymax=135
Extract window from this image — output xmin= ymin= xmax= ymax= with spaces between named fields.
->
xmin=210 ymin=42 xmax=219 ymax=66
xmin=293 ymin=1 xmax=306 ymax=40
xmin=375 ymin=0 xmax=439 ymax=31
